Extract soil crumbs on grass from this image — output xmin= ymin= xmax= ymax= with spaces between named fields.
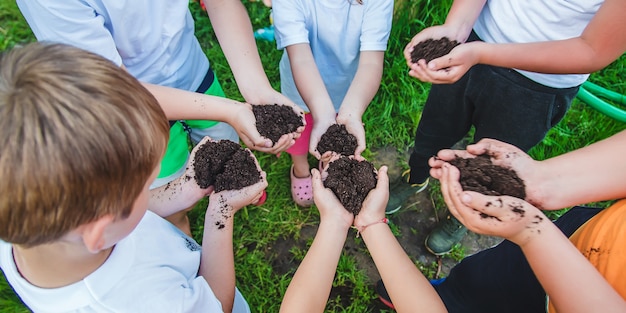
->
xmin=449 ymin=154 xmax=526 ymax=198
xmin=193 ymin=140 xmax=261 ymax=192
xmin=411 ymin=37 xmax=460 ymax=63
xmin=252 ymin=104 xmax=304 ymax=144
xmin=317 ymin=124 xmax=358 ymax=156
xmin=323 ymin=157 xmax=377 ymax=215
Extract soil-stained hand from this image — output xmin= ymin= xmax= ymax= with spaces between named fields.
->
xmin=404 ymin=25 xmax=465 ymax=66
xmin=409 ymin=42 xmax=482 ymax=84
xmin=438 ymin=162 xmax=548 ymax=247
xmin=336 ymin=114 xmax=366 ymax=158
xmin=404 ymin=25 xmax=474 ymax=84
xmin=230 ymin=102 xmax=304 ymax=155
xmin=148 ymin=137 xmax=216 ymax=217
xmin=429 ymin=138 xmax=542 ymax=207
xmin=309 ymin=116 xmax=335 ymax=159
xmin=311 ymin=168 xmax=354 ymax=231
xmin=353 ymin=166 xmax=389 ymax=230
xmin=207 ymin=149 xmax=268 ymax=218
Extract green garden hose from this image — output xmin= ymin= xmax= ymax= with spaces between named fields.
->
xmin=577 ymin=81 xmax=626 ymax=122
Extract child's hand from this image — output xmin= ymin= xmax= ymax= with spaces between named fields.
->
xmin=244 ymin=88 xmax=306 ymax=151
xmin=429 ymin=138 xmax=542 ymax=208
xmin=311 ymin=168 xmax=353 ymax=232
xmin=409 ymin=41 xmax=482 ymax=84
xmin=438 ymin=162 xmax=549 ymax=247
xmin=404 ymin=25 xmax=466 ymax=67
xmin=353 ymin=166 xmax=389 ymax=233
xmin=404 ymin=24 xmax=472 ymax=83
xmin=336 ymin=114 xmax=366 ymax=158
xmin=230 ymin=102 xmax=301 ymax=155
xmin=309 ymin=115 xmax=335 ymax=159
xmin=207 ymin=149 xmax=268 ymax=217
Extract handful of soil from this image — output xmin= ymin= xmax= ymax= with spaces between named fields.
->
xmin=410 ymin=37 xmax=460 ymax=64
xmin=448 ymin=154 xmax=526 ymax=199
xmin=317 ymin=124 xmax=358 ymax=156
xmin=252 ymin=104 xmax=304 ymax=144
xmin=193 ymin=140 xmax=262 ymax=192
xmin=323 ymin=157 xmax=377 ymax=215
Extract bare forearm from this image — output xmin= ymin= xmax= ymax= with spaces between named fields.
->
xmin=280 ymin=222 xmax=348 ymax=313
xmin=476 ymin=39 xmax=620 ymax=75
xmin=287 ymin=44 xmax=336 ymax=118
xmin=148 ymin=182 xmax=204 ymax=217
xmin=533 ymin=130 xmax=626 ymax=210
xmin=444 ymin=0 xmax=487 ymax=40
xmin=520 ymin=223 xmax=626 ymax=312
xmin=143 ymin=83 xmax=245 ymax=122
xmin=476 ymin=0 xmax=626 ymax=74
xmin=205 ymin=0 xmax=272 ymax=102
xmin=337 ymin=51 xmax=383 ymax=120
xmin=199 ymin=207 xmax=236 ymax=313
xmin=361 ymin=224 xmax=447 ymax=313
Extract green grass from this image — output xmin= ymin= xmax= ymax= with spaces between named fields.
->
xmin=1 ymin=0 xmax=625 ymax=312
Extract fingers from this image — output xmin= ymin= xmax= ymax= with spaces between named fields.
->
xmin=355 ymin=165 xmax=389 ymax=226
xmin=311 ymin=168 xmax=343 ymax=209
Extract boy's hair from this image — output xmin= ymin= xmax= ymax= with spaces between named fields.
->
xmin=0 ymin=42 xmax=169 ymax=247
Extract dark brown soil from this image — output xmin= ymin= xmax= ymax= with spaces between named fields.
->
xmin=411 ymin=37 xmax=460 ymax=63
xmin=323 ymin=157 xmax=377 ymax=215
xmin=252 ymin=104 xmax=304 ymax=145
xmin=448 ymin=154 xmax=526 ymax=199
xmin=316 ymin=124 xmax=358 ymax=156
xmin=193 ymin=140 xmax=262 ymax=192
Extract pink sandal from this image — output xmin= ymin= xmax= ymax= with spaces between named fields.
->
xmin=290 ymin=165 xmax=314 ymax=207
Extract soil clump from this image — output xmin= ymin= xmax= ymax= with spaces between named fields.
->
xmin=411 ymin=37 xmax=460 ymax=63
xmin=323 ymin=157 xmax=377 ymax=215
xmin=193 ymin=140 xmax=262 ymax=192
xmin=449 ymin=154 xmax=526 ymax=198
xmin=252 ymin=104 xmax=304 ymax=144
xmin=317 ymin=124 xmax=358 ymax=156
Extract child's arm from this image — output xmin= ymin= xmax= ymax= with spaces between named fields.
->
xmin=285 ymin=43 xmax=338 ymax=159
xmin=410 ymin=0 xmax=626 ymax=83
xmin=429 ymin=129 xmax=626 ymax=211
xmin=279 ymin=168 xmax=354 ymax=313
xmin=403 ymin=0 xmax=486 ymax=69
xmin=198 ymin=151 xmax=268 ymax=313
xmin=438 ymin=164 xmax=626 ymax=312
xmin=147 ymin=137 xmax=216 ymax=217
xmin=354 ymin=166 xmax=448 ymax=313
xmin=203 ymin=0 xmax=300 ymax=109
xmin=336 ymin=51 xmax=385 ymax=157
xmin=145 ymin=83 xmax=300 ymax=154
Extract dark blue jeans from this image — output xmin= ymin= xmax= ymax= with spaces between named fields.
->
xmin=407 ymin=32 xmax=579 ymax=184
xmin=433 ymin=206 xmax=603 ymax=313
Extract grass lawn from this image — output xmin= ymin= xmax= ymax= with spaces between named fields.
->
xmin=1 ymin=0 xmax=625 ymax=312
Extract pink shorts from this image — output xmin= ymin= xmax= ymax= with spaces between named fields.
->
xmin=286 ymin=113 xmax=314 ymax=156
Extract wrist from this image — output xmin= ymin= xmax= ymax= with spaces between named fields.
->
xmin=352 ymin=217 xmax=389 ymax=238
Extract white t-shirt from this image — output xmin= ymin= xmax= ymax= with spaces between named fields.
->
xmin=473 ymin=0 xmax=603 ymax=88
xmin=0 ymin=211 xmax=250 ymax=313
xmin=273 ymin=0 xmax=393 ymax=111
xmin=16 ymin=0 xmax=209 ymax=91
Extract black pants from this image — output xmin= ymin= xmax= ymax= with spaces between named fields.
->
xmin=407 ymin=31 xmax=579 ymax=184
xmin=434 ymin=206 xmax=603 ymax=313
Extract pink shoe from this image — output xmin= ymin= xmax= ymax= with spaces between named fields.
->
xmin=290 ymin=165 xmax=313 ymax=207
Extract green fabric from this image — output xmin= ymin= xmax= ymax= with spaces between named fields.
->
xmin=158 ymin=121 xmax=190 ymax=178
xmin=157 ymin=74 xmax=226 ymax=178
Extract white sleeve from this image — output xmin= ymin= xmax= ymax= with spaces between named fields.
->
xmin=273 ymin=0 xmax=310 ymax=49
xmin=360 ymin=0 xmax=394 ymax=51
xmin=15 ymin=0 xmax=122 ymax=66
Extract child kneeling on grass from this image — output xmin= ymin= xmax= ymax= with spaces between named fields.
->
xmin=0 ymin=42 xmax=267 ymax=313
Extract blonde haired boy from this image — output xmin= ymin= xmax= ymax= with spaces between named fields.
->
xmin=0 ymin=42 xmax=266 ymax=313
